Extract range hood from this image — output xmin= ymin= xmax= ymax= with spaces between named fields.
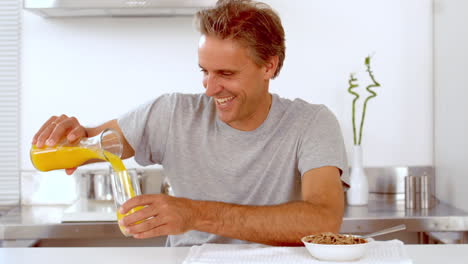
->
xmin=23 ymin=0 xmax=217 ymax=17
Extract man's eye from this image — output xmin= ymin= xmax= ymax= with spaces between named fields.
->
xmin=200 ymin=69 xmax=208 ymax=74
xmin=221 ymin=72 xmax=233 ymax=76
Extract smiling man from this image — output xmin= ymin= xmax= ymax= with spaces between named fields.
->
xmin=32 ymin=0 xmax=348 ymax=247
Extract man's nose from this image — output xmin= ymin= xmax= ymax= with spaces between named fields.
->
xmin=204 ymin=74 xmax=222 ymax=96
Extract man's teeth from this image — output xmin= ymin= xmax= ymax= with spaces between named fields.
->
xmin=216 ymin=96 xmax=235 ymax=104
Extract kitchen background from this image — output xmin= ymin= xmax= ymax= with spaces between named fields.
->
xmin=0 ymin=0 xmax=466 ymax=212
xmin=21 ymin=0 xmax=433 ymax=169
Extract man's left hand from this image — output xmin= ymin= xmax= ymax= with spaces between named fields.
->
xmin=119 ymin=194 xmax=194 ymax=239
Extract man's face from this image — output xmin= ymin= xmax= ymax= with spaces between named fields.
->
xmin=198 ymin=35 xmax=275 ymax=131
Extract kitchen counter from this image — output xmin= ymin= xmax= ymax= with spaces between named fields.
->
xmin=1 ymin=198 xmax=468 ymax=242
xmin=1 ymin=245 xmax=468 ymax=264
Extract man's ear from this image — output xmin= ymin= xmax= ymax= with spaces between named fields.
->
xmin=264 ymin=55 xmax=279 ymax=80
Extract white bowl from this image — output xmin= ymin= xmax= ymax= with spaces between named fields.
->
xmin=301 ymin=234 xmax=373 ymax=261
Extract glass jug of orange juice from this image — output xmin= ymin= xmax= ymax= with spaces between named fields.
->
xmin=30 ymin=129 xmax=144 ymax=236
xmin=30 ymin=129 xmax=123 ymax=172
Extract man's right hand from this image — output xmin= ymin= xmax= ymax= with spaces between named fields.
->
xmin=32 ymin=114 xmax=87 ymax=175
xmin=32 ymin=114 xmax=87 ymax=148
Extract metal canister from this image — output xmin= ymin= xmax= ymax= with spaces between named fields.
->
xmin=405 ymin=175 xmax=416 ymax=209
xmin=93 ymin=172 xmax=113 ymax=201
xmin=420 ymin=174 xmax=430 ymax=209
xmin=82 ymin=170 xmax=113 ymax=200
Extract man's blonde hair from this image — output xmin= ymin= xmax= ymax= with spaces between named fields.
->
xmin=195 ymin=0 xmax=286 ymax=78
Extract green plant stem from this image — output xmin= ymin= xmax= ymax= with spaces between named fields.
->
xmin=347 ymin=73 xmax=359 ymax=145
xmin=358 ymin=56 xmax=381 ymax=145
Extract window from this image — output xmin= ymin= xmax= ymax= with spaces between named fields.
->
xmin=0 ymin=0 xmax=20 ymax=205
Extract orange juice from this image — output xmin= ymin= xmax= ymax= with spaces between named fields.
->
xmin=116 ymin=203 xmax=144 ymax=236
xmin=30 ymin=145 xmax=104 ymax=172
xmin=30 ymin=144 xmax=143 ymax=236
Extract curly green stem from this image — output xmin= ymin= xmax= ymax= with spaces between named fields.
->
xmin=358 ymin=56 xmax=381 ymax=145
xmin=347 ymin=73 xmax=359 ymax=145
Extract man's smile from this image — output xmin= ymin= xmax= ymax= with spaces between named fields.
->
xmin=215 ymin=96 xmax=236 ymax=106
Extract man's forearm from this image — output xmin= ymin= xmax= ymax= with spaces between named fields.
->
xmin=189 ymin=200 xmax=343 ymax=246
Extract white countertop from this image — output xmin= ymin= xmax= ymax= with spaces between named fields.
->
xmin=1 ymin=245 xmax=468 ymax=264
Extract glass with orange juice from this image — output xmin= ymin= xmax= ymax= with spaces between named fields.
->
xmin=30 ymin=128 xmax=144 ymax=236
xmin=110 ymin=169 xmax=145 ymax=236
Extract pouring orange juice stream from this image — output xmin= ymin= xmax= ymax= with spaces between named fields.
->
xmin=30 ymin=144 xmax=143 ymax=236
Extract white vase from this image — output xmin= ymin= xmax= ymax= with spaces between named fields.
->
xmin=346 ymin=145 xmax=369 ymax=206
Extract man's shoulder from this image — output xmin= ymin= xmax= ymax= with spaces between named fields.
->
xmin=277 ymin=95 xmax=330 ymax=120
xmin=161 ymin=93 xmax=210 ymax=108
xmin=156 ymin=92 xmax=206 ymax=103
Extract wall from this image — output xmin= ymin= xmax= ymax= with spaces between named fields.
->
xmin=21 ymin=0 xmax=433 ymax=171
xmin=434 ymin=0 xmax=468 ymax=211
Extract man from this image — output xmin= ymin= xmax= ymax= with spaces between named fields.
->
xmin=32 ymin=0 xmax=348 ymax=246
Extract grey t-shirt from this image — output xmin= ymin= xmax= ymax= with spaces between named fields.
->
xmin=118 ymin=93 xmax=348 ymax=247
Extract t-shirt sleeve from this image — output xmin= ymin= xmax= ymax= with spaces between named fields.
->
xmin=117 ymin=94 xmax=174 ymax=166
xmin=297 ymin=105 xmax=349 ymax=185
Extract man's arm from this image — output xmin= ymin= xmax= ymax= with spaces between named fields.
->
xmin=191 ymin=166 xmax=344 ymax=246
xmin=120 ymin=166 xmax=345 ymax=246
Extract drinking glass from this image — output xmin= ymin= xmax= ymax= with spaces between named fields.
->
xmin=110 ymin=168 xmax=143 ymax=236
